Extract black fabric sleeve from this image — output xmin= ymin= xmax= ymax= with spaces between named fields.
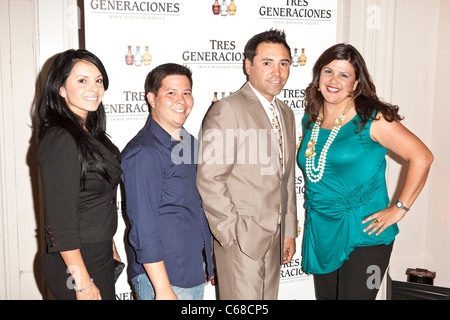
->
xmin=37 ymin=128 xmax=82 ymax=253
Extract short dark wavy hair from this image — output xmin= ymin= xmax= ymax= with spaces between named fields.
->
xmin=244 ymin=29 xmax=292 ymax=64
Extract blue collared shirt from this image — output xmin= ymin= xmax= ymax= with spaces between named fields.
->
xmin=121 ymin=118 xmax=213 ymax=288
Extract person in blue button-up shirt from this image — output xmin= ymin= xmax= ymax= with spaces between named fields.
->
xmin=121 ymin=63 xmax=213 ymax=300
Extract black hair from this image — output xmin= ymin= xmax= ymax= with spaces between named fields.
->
xmin=244 ymin=29 xmax=292 ymax=64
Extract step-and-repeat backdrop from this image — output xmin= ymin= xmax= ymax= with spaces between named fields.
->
xmin=84 ymin=0 xmax=337 ymax=300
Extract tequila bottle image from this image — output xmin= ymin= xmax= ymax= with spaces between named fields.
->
xmin=228 ymin=0 xmax=236 ymax=16
xmin=125 ymin=46 xmax=133 ymax=65
xmin=134 ymin=46 xmax=143 ymax=66
xmin=220 ymin=0 xmax=228 ymax=16
xmin=143 ymin=46 xmax=152 ymax=66
xmin=292 ymin=48 xmax=299 ymax=67
xmin=212 ymin=92 xmax=218 ymax=104
xmin=212 ymin=0 xmax=220 ymax=15
xmin=300 ymin=48 xmax=307 ymax=66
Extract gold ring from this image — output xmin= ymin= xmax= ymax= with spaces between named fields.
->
xmin=374 ymin=219 xmax=379 ymax=224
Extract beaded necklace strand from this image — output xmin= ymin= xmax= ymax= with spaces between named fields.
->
xmin=304 ymin=98 xmax=354 ymax=183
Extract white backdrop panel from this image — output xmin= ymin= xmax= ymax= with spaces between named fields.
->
xmin=84 ymin=0 xmax=337 ymax=300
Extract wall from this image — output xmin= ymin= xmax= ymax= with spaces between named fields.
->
xmin=337 ymin=0 xmax=449 ymax=288
xmin=426 ymin=0 xmax=450 ymax=287
xmin=389 ymin=0 xmax=447 ymax=287
xmin=1 ymin=0 xmax=41 ymax=300
xmin=0 ymin=0 xmax=79 ymax=299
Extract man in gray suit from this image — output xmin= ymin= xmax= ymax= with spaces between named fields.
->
xmin=197 ymin=29 xmax=297 ymax=300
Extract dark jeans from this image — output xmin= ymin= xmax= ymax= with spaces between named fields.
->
xmin=313 ymin=242 xmax=394 ymax=300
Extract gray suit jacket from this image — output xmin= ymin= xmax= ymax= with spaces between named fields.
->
xmin=197 ymin=82 xmax=298 ymax=261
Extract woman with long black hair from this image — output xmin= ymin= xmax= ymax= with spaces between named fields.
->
xmin=37 ymin=49 xmax=121 ymax=300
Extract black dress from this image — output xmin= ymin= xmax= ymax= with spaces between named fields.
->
xmin=37 ymin=127 xmax=121 ymax=299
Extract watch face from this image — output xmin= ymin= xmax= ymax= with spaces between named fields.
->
xmin=396 ymin=202 xmax=402 ymax=208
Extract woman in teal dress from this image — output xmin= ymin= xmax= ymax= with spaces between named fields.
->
xmin=297 ymin=44 xmax=433 ymax=299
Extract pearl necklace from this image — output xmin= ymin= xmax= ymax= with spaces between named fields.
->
xmin=304 ymin=99 xmax=353 ymax=183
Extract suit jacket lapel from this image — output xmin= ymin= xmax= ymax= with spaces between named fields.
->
xmin=274 ymin=99 xmax=290 ymax=174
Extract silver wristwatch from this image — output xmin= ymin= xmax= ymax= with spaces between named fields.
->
xmin=396 ymin=200 xmax=410 ymax=212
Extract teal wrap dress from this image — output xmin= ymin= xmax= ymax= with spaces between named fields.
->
xmin=297 ymin=113 xmax=398 ymax=274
